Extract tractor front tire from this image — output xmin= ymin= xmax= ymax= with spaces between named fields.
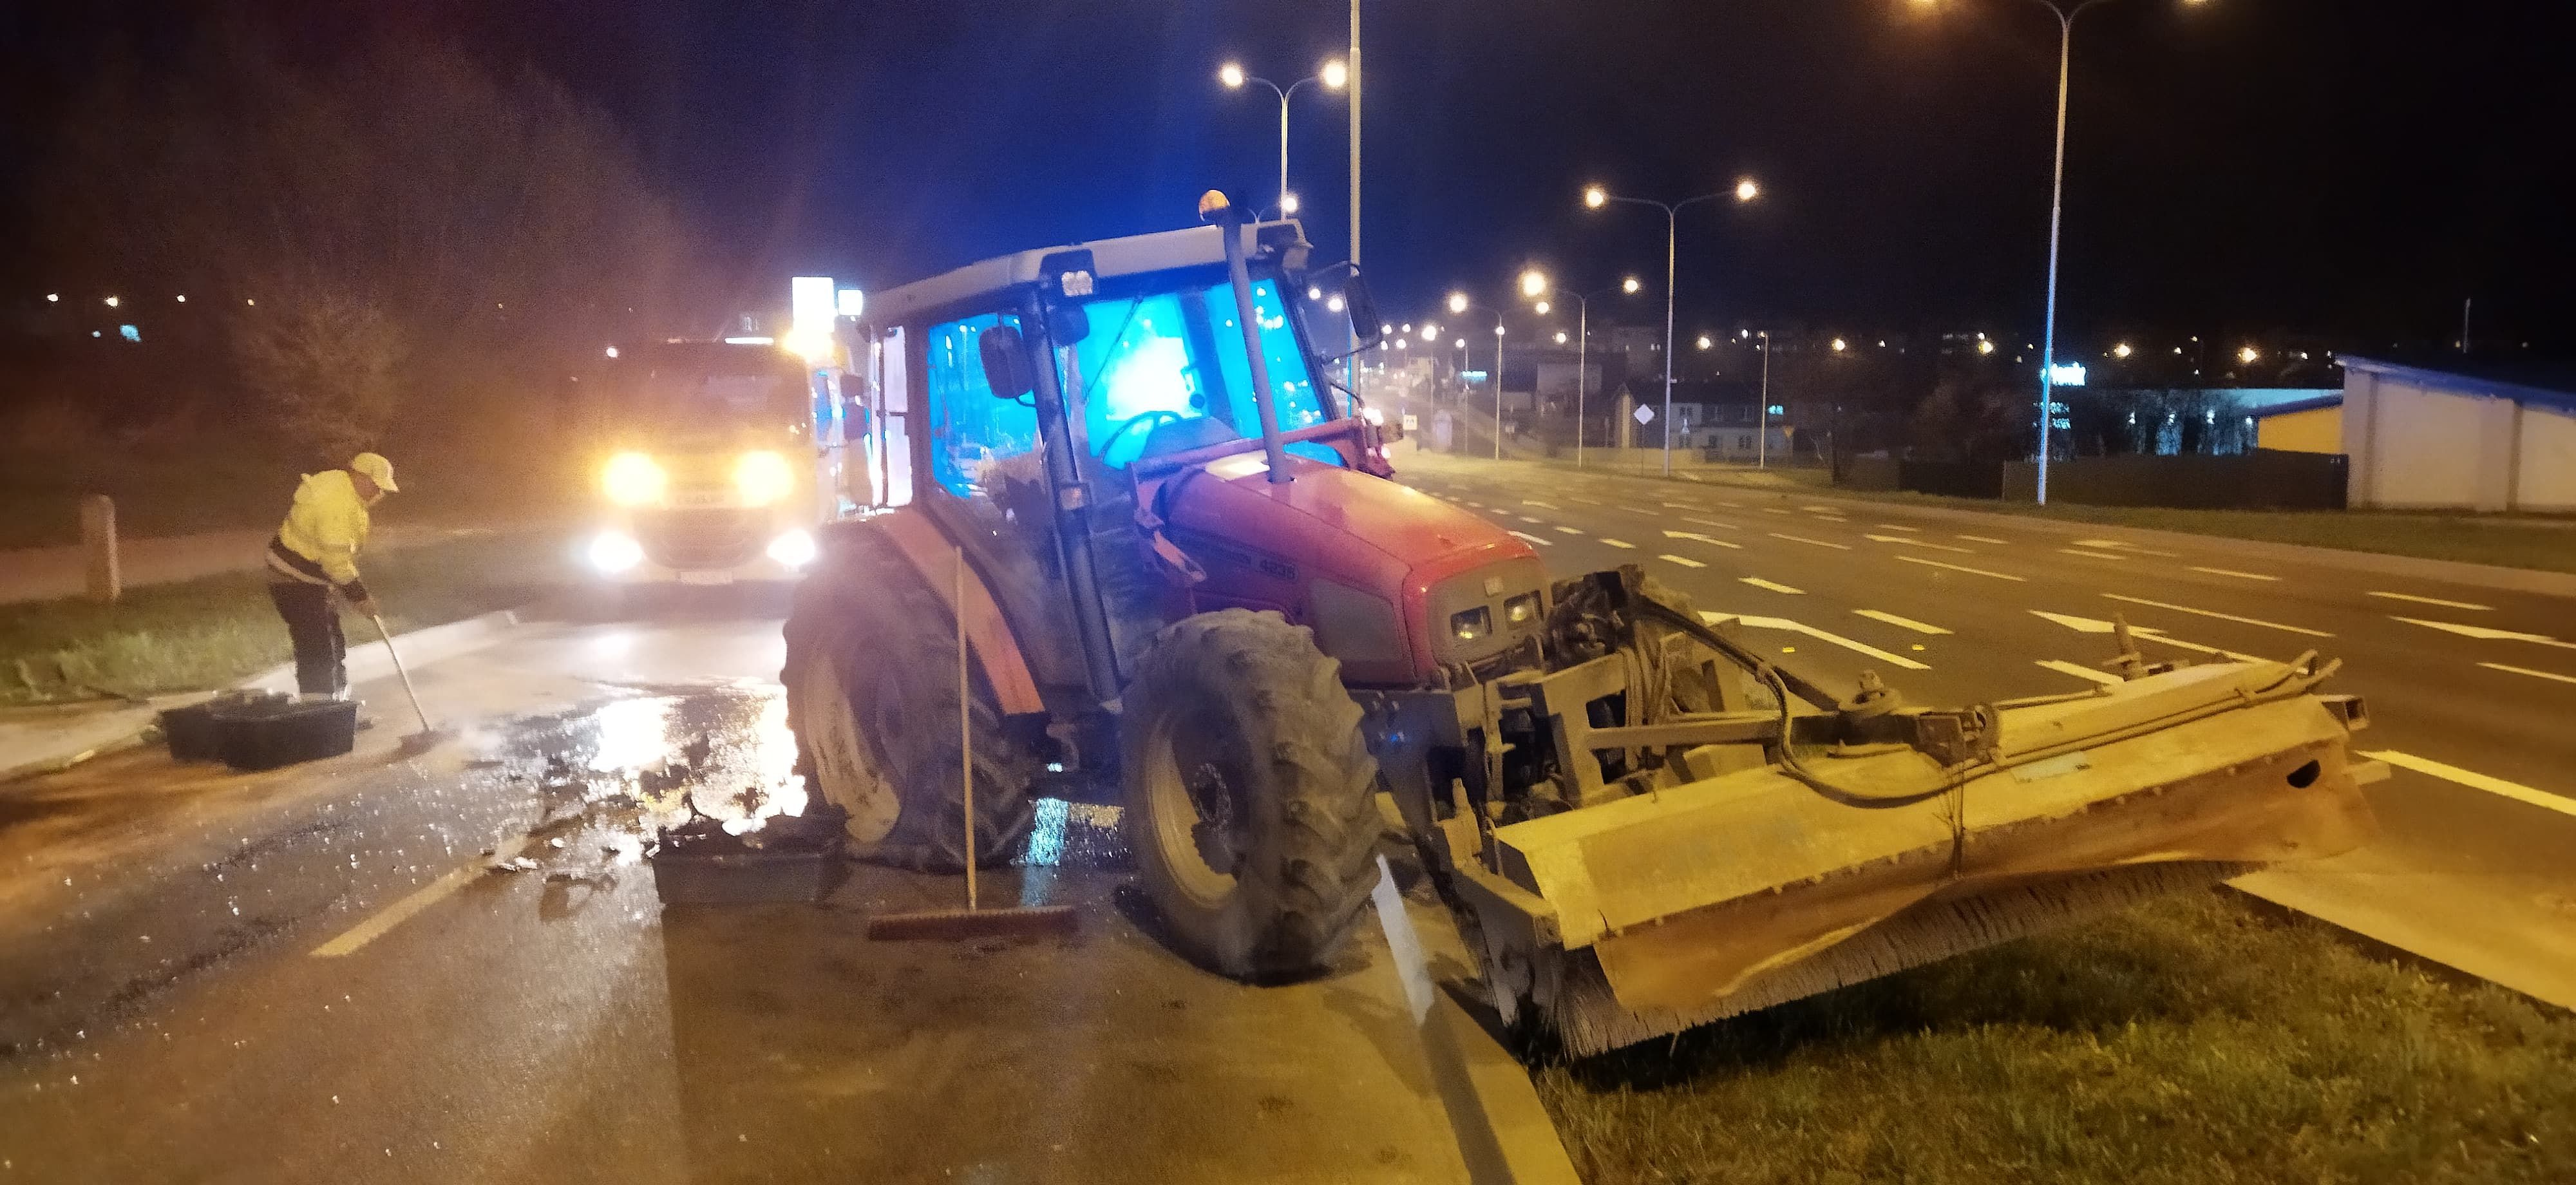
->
xmin=1120 ymin=609 xmax=1382 ymax=980
xmin=783 ymin=528 xmax=1037 ymax=871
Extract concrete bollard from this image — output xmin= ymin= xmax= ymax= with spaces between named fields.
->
xmin=80 ymin=494 xmax=120 ymax=602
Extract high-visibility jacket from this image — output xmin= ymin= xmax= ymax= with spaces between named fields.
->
xmin=265 ymin=469 xmax=372 ymax=601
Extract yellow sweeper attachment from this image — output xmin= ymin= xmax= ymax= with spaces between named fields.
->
xmin=1441 ymin=591 xmax=2383 ymax=1057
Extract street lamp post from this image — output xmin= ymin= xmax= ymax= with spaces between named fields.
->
xmin=1518 ymin=270 xmax=1644 ymax=471
xmin=1448 ymin=292 xmax=1509 ymax=460
xmin=1755 ymin=330 xmax=1772 ymax=468
xmin=1584 ymin=180 xmax=1759 ymax=476
xmin=1917 ymin=0 xmax=2207 ymax=504
xmin=1219 ymin=59 xmax=1347 ymax=219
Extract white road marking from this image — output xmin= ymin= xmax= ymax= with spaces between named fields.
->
xmin=1854 ymin=609 xmax=1951 ymax=635
xmin=2366 ymin=750 xmax=2576 ymax=819
xmin=2189 ymin=565 xmax=2280 ymax=582
xmin=1739 ymin=577 xmax=1806 ymax=595
xmin=1663 ymin=529 xmax=1744 ymax=549
xmin=2368 ymin=591 xmax=2492 ymax=611
xmin=1522 ymin=499 xmax=1560 ymax=509
xmin=1553 ymin=526 xmax=1583 ymax=535
xmin=1958 ymin=534 xmax=2011 ymax=545
xmin=1600 ymin=538 xmax=1638 ymax=549
xmin=2036 ymin=659 xmax=2123 ymax=687
xmin=1508 ymin=531 xmax=1555 ymax=547
xmin=2073 ymin=538 xmax=2183 ymax=558
xmin=2389 ymin=617 xmax=2573 ymax=649
xmin=2102 ymin=593 xmax=2332 ymax=637
xmin=1801 ymin=505 xmax=1838 ymax=513
xmin=1895 ymin=555 xmax=2026 ymax=582
xmin=1569 ymin=497 xmax=1604 ymax=506
xmin=1763 ymin=507 xmax=1793 ymax=516
xmin=2027 ymin=611 xmax=2261 ymax=661
xmin=313 ymin=837 xmax=530 ymax=958
xmin=1662 ymin=501 xmax=1700 ymax=509
xmin=2480 ymin=662 xmax=2576 ymax=687
xmin=1465 ymin=500 xmax=1484 ymax=508
xmin=1768 ymin=532 xmax=1852 ymax=550
xmin=1515 ymin=515 xmax=1543 ymax=524
xmin=1657 ymin=553 xmax=1708 ymax=569
xmin=1866 ymin=533 xmax=1975 ymax=554
xmin=1680 ymin=516 xmax=1739 ymax=530
xmin=1873 ymin=524 xmax=1920 ymax=533
xmin=1718 ymin=500 xmax=1745 ymax=508
xmin=2060 ymin=547 xmax=2128 ymax=560
xmin=1730 ymin=615 xmax=1931 ymax=670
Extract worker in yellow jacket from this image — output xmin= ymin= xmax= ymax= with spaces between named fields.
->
xmin=265 ymin=453 xmax=398 ymax=699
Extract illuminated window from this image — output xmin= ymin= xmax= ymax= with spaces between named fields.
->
xmin=925 ymin=312 xmax=1041 ymax=500
xmin=1062 ymin=279 xmax=1340 ymax=471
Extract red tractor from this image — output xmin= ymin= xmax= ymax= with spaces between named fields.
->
xmin=784 ymin=193 xmax=2379 ymax=1054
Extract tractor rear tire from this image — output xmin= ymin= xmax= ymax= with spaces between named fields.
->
xmin=783 ymin=528 xmax=1037 ymax=871
xmin=1120 ymin=609 xmax=1382 ymax=979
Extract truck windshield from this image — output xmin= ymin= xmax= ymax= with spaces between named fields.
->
xmin=611 ymin=345 xmax=809 ymax=439
xmin=1061 ymin=277 xmax=1341 ymax=471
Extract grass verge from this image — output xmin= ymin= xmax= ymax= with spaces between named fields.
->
xmin=0 ymin=530 xmax=569 ymax=705
xmin=1536 ymin=888 xmax=2573 ymax=1185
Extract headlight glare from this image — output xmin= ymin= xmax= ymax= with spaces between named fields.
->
xmin=602 ymin=452 xmax=666 ymax=506
xmin=734 ymin=450 xmax=796 ymax=506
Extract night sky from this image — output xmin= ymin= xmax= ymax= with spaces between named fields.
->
xmin=7 ymin=0 xmax=2570 ymax=352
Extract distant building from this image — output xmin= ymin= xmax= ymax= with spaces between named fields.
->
xmin=2334 ymin=356 xmax=2576 ymax=511
xmin=2251 ymin=393 xmax=2345 ymax=454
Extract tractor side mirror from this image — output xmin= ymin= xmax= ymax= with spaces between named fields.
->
xmin=1340 ymin=272 xmax=1383 ymax=350
xmin=979 ymin=324 xmax=1034 ymax=400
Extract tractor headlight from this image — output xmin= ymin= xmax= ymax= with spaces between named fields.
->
xmin=602 ymin=452 xmax=666 ymax=506
xmin=1504 ymin=592 xmax=1542 ymax=626
xmin=1450 ymin=606 xmax=1492 ymax=642
xmin=734 ymin=450 xmax=795 ymax=506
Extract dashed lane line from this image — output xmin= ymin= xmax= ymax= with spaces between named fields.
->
xmin=1739 ymin=578 xmax=1806 ymax=595
xmin=2368 ymin=591 xmax=2492 ymax=612
xmin=1662 ymin=530 xmax=1744 ymax=549
xmin=2101 ymin=593 xmax=2332 ymax=638
xmin=2479 ymin=662 xmax=2576 ymax=687
xmin=1958 ymin=534 xmax=2011 ymax=545
xmin=1569 ymin=497 xmax=1604 ymax=506
xmin=2036 ymin=659 xmax=2123 ymax=687
xmin=1865 ymin=533 xmax=1975 ymax=554
xmin=1873 ymin=524 xmax=1920 ymax=532
xmin=1521 ymin=499 xmax=1560 ymax=509
xmin=2060 ymin=547 xmax=2128 ymax=560
xmin=1508 ymin=531 xmax=1555 ymax=547
xmin=1657 ymin=553 xmax=1708 ymax=569
xmin=1515 ymin=515 xmax=1543 ymax=524
xmin=1895 ymin=555 xmax=2027 ymax=582
xmin=313 ymin=837 xmax=531 ymax=958
xmin=1553 ymin=526 xmax=1583 ymax=535
xmin=1853 ymin=609 xmax=1951 ymax=635
xmin=2073 ymin=538 xmax=2183 ymax=558
xmin=1711 ymin=612 xmax=1930 ymax=670
xmin=1680 ymin=516 xmax=1739 ymax=530
xmin=2189 ymin=566 xmax=2280 ymax=582
xmin=1768 ymin=532 xmax=1852 ymax=551
xmin=1763 ymin=508 xmax=1794 ymax=516
xmin=1600 ymin=538 xmax=1638 ymax=549
xmin=2366 ymin=750 xmax=2576 ymax=819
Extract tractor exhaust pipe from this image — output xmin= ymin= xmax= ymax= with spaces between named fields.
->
xmin=1203 ymin=191 xmax=1294 ymax=485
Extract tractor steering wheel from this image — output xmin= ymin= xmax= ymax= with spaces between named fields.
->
xmin=1100 ymin=410 xmax=1185 ymax=463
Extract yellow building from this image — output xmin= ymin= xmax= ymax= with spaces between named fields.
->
xmin=2251 ymin=394 xmax=2344 ymax=454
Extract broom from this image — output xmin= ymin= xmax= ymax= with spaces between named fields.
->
xmin=368 ymin=611 xmax=453 ymax=759
xmin=865 ymin=546 xmax=1075 ymax=940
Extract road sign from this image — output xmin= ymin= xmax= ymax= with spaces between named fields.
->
xmin=1633 ymin=404 xmax=1655 ymax=425
xmin=1400 ymin=413 xmax=1419 ymax=432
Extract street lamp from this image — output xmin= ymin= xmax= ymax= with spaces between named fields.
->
xmin=1752 ymin=330 xmax=1774 ymax=468
xmin=2238 ymin=345 xmax=2260 ymax=365
xmin=1913 ymin=0 xmax=2211 ymax=504
xmin=1218 ymin=58 xmax=1348 ymax=219
xmin=1519 ymin=268 xmax=1643 ymax=470
xmin=1696 ymin=335 xmax=1713 ymax=350
xmin=1581 ymin=179 xmax=1762 ymax=475
xmin=2114 ymin=342 xmax=2133 ymax=359
xmin=1450 ymin=292 xmax=1508 ymax=459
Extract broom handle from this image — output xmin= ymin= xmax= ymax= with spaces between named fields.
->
xmin=370 ymin=612 xmax=433 ymax=732
xmin=957 ymin=546 xmax=976 ymax=912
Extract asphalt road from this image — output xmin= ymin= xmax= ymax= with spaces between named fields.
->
xmin=0 ymin=592 xmax=1470 ymax=1184
xmin=1394 ymin=449 xmax=2576 ymax=1008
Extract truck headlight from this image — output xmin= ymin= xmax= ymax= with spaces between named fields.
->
xmin=602 ymin=452 xmax=666 ymax=506
xmin=588 ymin=531 xmax=643 ymax=573
xmin=766 ymin=529 xmax=817 ymax=569
xmin=734 ymin=450 xmax=795 ymax=506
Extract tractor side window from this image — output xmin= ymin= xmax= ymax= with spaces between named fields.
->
xmin=924 ymin=313 xmax=1045 ymax=514
xmin=1063 ymin=280 xmax=1341 ymax=472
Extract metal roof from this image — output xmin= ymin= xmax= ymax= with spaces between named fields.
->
xmin=869 ymin=220 xmax=1304 ymax=325
xmin=2340 ymin=354 xmax=2576 ymax=414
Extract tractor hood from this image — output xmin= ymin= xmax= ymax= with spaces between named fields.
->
xmin=1157 ymin=453 xmax=1544 ymax=684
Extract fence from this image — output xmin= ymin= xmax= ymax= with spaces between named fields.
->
xmin=2002 ymin=451 xmax=2348 ymax=509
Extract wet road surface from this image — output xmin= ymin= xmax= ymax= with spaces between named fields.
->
xmin=0 ymin=591 xmax=1469 ymax=1182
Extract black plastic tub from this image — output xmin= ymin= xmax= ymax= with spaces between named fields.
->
xmin=650 ymin=811 xmax=845 ymax=906
xmin=216 ymin=699 xmax=360 ymax=771
xmin=159 ymin=691 xmax=290 ymax=762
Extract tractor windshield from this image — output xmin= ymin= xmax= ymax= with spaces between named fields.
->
xmin=1059 ymin=276 xmax=1341 ymax=471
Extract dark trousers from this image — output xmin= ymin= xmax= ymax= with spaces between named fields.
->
xmin=268 ymin=582 xmax=347 ymax=696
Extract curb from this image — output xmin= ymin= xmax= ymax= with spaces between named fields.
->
xmin=0 ymin=607 xmax=526 ymax=784
xmin=1428 ymin=453 xmax=2576 ymax=600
